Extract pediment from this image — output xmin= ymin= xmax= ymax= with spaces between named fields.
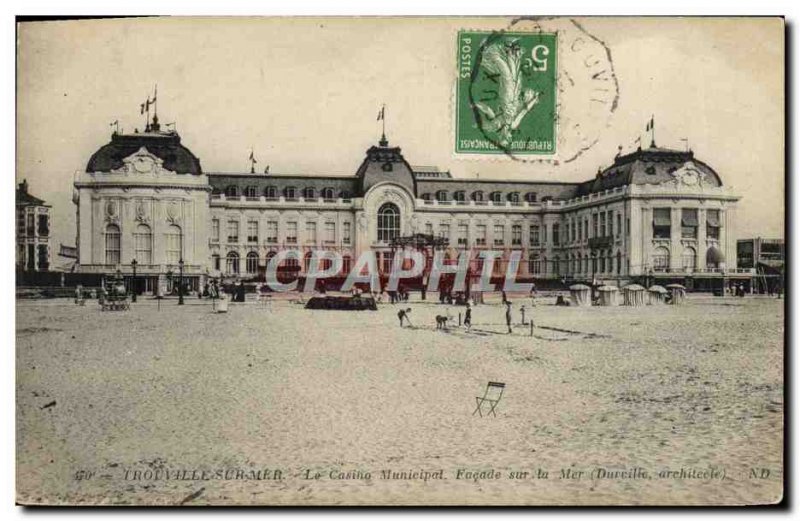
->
xmin=111 ymin=147 xmax=175 ymax=176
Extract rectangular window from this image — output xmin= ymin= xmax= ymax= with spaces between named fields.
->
xmin=286 ymin=221 xmax=298 ymax=244
xmin=529 ymin=225 xmax=540 ymax=246
xmin=306 ymin=222 xmax=317 ymax=244
xmin=552 ymin=223 xmax=560 ymax=245
xmin=26 ymin=213 xmax=35 ymax=236
xmin=266 ymin=221 xmax=278 ymax=243
xmin=425 ymin=223 xmax=434 ymax=236
xmin=584 ymin=219 xmax=588 ymax=241
xmin=681 ymin=208 xmax=698 ymax=239
xmin=653 ymin=208 xmax=671 ymax=239
xmin=37 ymin=214 xmax=49 ymax=236
xmin=600 ymin=213 xmax=606 ymax=237
xmin=247 ymin=220 xmax=259 ymax=243
xmin=211 ymin=218 xmax=220 ymax=242
xmin=494 ymin=224 xmax=505 ymax=246
xmin=457 ymin=223 xmax=469 ymax=246
xmin=439 ymin=223 xmax=450 ymax=240
xmin=706 ymin=209 xmax=721 ymax=240
xmin=324 ymin=221 xmax=335 ymax=244
xmin=616 ymin=213 xmax=621 ymax=239
xmin=343 ymin=222 xmax=351 ymax=244
xmin=576 ymin=219 xmax=581 ymax=242
xmin=511 ymin=224 xmax=522 ymax=245
xmin=475 ymin=225 xmax=487 ymax=246
xmin=592 ymin=213 xmax=598 ymax=238
xmin=227 ymin=221 xmax=239 ymax=243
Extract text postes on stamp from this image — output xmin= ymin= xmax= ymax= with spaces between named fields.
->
xmin=456 ymin=30 xmax=557 ymax=156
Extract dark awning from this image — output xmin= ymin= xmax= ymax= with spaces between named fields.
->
xmin=653 ymin=209 xmax=671 ymax=226
xmin=681 ymin=211 xmax=698 ymax=226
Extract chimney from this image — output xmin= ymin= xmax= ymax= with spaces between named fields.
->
xmin=19 ymin=179 xmax=28 ymax=194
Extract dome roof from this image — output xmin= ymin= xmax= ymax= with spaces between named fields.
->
xmin=86 ymin=131 xmax=202 ymax=175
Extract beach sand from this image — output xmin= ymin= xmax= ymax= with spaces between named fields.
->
xmin=16 ymin=294 xmax=783 ymax=505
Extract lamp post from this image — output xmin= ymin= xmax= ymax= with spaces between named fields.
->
xmin=131 ymin=259 xmax=138 ymax=302
xmin=178 ymin=258 xmax=185 ymax=305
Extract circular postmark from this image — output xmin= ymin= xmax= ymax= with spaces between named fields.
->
xmin=460 ymin=17 xmax=618 ymax=164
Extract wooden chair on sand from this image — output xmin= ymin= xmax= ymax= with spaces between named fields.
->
xmin=473 ymin=381 xmax=505 ymax=417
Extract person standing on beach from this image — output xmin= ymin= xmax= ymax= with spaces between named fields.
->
xmin=520 ymin=304 xmax=526 ymax=325
xmin=464 ymin=303 xmax=472 ymax=331
xmin=505 ymin=301 xmax=512 ymax=334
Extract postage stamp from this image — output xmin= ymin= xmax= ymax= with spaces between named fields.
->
xmin=455 ymin=30 xmax=558 ymax=156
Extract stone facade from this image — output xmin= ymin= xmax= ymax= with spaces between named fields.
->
xmin=74 ymin=127 xmax=751 ymax=292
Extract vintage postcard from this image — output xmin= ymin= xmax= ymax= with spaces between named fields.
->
xmin=15 ymin=16 xmax=784 ymax=506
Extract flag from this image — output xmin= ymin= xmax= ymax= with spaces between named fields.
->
xmin=140 ymin=102 xmax=145 ymax=114
xmin=249 ymin=151 xmax=257 ymax=163
xmin=646 ymin=116 xmax=654 ymax=131
xmin=634 ymin=136 xmax=641 ymax=145
xmin=152 ymin=84 xmax=157 ymax=104
xmin=110 ymin=120 xmax=118 ymax=126
xmin=377 ymin=106 xmax=385 ymax=121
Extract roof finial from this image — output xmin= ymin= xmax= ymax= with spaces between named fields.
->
xmin=377 ymin=104 xmax=388 ymax=146
xmin=248 ymin=148 xmax=257 ymax=174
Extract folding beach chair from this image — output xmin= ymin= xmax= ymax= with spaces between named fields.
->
xmin=473 ymin=381 xmax=505 ymax=417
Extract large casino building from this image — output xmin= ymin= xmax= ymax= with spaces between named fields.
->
xmin=72 ymin=116 xmax=752 ymax=294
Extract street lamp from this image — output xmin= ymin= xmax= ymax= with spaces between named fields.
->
xmin=131 ymin=259 xmax=138 ymax=302
xmin=178 ymin=258 xmax=185 ymax=305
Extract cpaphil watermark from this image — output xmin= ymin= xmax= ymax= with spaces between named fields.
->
xmin=263 ymin=249 xmax=535 ymax=294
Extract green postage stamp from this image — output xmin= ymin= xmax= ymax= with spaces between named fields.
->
xmin=456 ymin=30 xmax=557 ymax=156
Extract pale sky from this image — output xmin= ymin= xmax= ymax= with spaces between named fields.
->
xmin=16 ymin=17 xmax=784 ymax=259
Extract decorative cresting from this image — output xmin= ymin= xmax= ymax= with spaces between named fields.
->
xmin=165 ymin=199 xmax=183 ymax=225
xmin=104 ymin=199 xmax=120 ymax=224
xmin=110 ymin=147 xmax=176 ymax=176
xmin=362 ymin=182 xmax=416 ymax=244
xmin=134 ymin=199 xmax=152 ymax=224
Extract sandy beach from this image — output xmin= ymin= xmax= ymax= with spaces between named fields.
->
xmin=16 ymin=294 xmax=783 ymax=505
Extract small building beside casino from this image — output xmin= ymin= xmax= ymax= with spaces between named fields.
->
xmin=16 ymin=180 xmax=51 ymax=274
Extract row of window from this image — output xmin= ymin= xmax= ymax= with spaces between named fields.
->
xmin=104 ymin=223 xmax=182 ymax=266
xmin=211 ymin=218 xmax=352 ymax=245
xmin=212 ymin=250 xmax=356 ymax=275
xmin=221 ymin=186 xmax=351 ymax=200
xmin=420 ymin=191 xmax=538 ymax=203
xmin=420 ymin=220 xmax=548 ymax=247
xmin=563 ymin=210 xmax=624 ymax=244
xmin=653 ymin=208 xmax=721 ymax=240
xmin=16 ymin=210 xmax=50 ymax=237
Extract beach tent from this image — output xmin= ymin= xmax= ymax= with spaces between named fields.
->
xmin=666 ymin=283 xmax=687 ymax=305
xmin=648 ymin=285 xmax=668 ymax=304
xmin=622 ymin=284 xmax=646 ymax=307
xmin=569 ymin=284 xmax=591 ymax=307
xmin=597 ymin=285 xmax=619 ymax=306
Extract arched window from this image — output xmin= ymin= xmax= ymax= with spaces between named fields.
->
xmin=435 ymin=190 xmax=448 ymax=202
xmin=212 ymin=253 xmax=221 ymax=271
xmin=165 ymin=224 xmax=183 ymax=264
xmin=471 ymin=190 xmax=485 ymax=202
xmin=134 ymin=224 xmax=152 ymax=264
xmin=652 ymin=246 xmax=670 ymax=271
xmin=682 ymin=247 xmax=697 ymax=272
xmin=284 ymin=186 xmax=297 ymax=200
xmin=304 ymin=251 xmax=314 ymax=271
xmin=244 ymin=186 xmax=258 ymax=198
xmin=490 ymin=191 xmax=503 ymax=203
xmin=224 ymin=185 xmax=239 ymax=197
xmin=302 ymin=187 xmax=316 ymax=199
xmin=524 ymin=192 xmax=537 ymax=203
xmin=264 ymin=186 xmax=278 ymax=199
xmin=507 ymin=192 xmax=520 ymax=203
xmin=246 ymin=251 xmax=259 ymax=274
xmin=421 ymin=193 xmax=432 ymax=201
xmin=377 ymin=203 xmax=400 ymax=242
xmin=226 ymin=251 xmax=240 ymax=274
xmin=453 ymin=191 xmax=466 ymax=202
xmin=322 ymin=187 xmax=335 ymax=201
xmin=105 ymin=224 xmax=121 ymax=265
